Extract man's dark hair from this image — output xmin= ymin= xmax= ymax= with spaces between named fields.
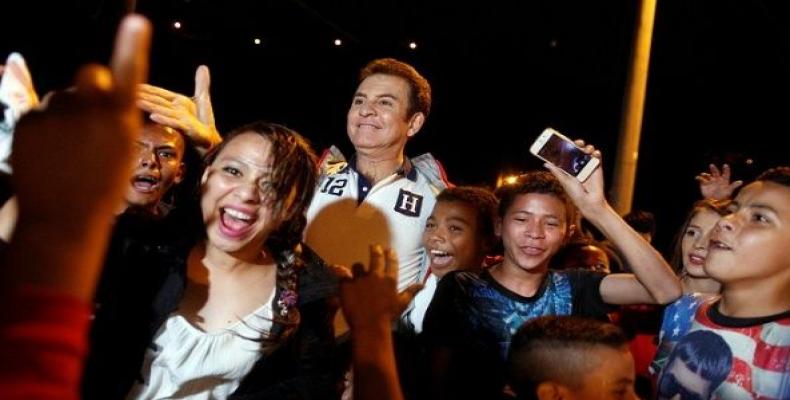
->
xmin=756 ymin=166 xmax=790 ymax=187
xmin=359 ymin=58 xmax=432 ymax=119
xmin=494 ymin=171 xmax=577 ymax=227
xmin=507 ymin=316 xmax=629 ymax=399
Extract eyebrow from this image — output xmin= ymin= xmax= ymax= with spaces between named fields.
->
xmin=217 ymin=155 xmax=273 ymax=171
xmin=511 ymin=210 xmax=561 ymax=219
xmin=354 ymin=92 xmax=399 ymax=101
xmin=734 ymin=201 xmax=779 ymax=215
xmin=748 ymin=203 xmax=778 ymax=214
xmin=446 ymin=216 xmax=472 ymax=225
xmin=137 ymin=140 xmax=178 ymax=150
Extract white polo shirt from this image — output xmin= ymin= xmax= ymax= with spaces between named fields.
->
xmin=305 ymin=146 xmax=449 ymax=292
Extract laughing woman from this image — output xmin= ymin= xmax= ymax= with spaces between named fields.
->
xmin=84 ymin=121 xmax=341 ymax=400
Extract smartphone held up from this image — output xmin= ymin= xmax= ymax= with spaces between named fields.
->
xmin=529 ymin=128 xmax=600 ymax=182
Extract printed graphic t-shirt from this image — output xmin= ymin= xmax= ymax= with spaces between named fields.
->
xmin=657 ymin=298 xmax=790 ymax=400
xmin=422 ymin=269 xmax=611 ymax=399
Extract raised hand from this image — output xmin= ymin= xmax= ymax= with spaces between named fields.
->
xmin=0 ymin=19 xmax=152 ymax=397
xmin=12 ymin=17 xmax=150 ymax=225
xmin=340 ymin=245 xmax=423 ymax=330
xmin=696 ymin=163 xmax=742 ymax=200
xmin=13 ymin=18 xmax=149 ymax=221
xmin=3 ymin=15 xmax=152 ymax=303
xmin=137 ymin=65 xmax=220 ymax=153
xmin=544 ymin=139 xmax=606 ymax=217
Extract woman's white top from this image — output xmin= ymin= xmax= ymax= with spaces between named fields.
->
xmin=127 ymin=289 xmax=276 ymax=399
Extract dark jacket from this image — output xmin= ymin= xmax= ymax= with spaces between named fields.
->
xmin=83 ymin=211 xmax=342 ymax=399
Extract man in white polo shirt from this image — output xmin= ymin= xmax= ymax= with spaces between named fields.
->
xmin=305 ymin=58 xmax=449 ymax=293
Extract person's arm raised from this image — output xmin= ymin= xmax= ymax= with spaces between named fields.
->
xmin=137 ymin=65 xmax=221 ymax=155
xmin=341 ymin=246 xmax=422 ymax=400
xmin=0 ymin=15 xmax=152 ymax=400
xmin=545 ymin=141 xmax=681 ymax=305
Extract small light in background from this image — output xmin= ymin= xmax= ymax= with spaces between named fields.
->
xmin=409 ymin=41 xmax=418 ymax=50
xmin=254 ymin=38 xmax=262 ymax=45
xmin=173 ymin=21 xmax=182 ymax=29
xmin=549 ymin=39 xmax=558 ymax=48
xmin=745 ymin=158 xmax=754 ymax=165
xmin=334 ymin=38 xmax=343 ymax=46
xmin=496 ymin=173 xmax=522 ymax=188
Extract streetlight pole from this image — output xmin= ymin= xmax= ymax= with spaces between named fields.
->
xmin=611 ymin=0 xmax=658 ymax=214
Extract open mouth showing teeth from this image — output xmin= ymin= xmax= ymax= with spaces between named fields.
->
xmin=219 ymin=207 xmax=257 ymax=238
xmin=430 ymin=250 xmax=453 ymax=267
xmin=132 ymin=175 xmax=160 ymax=192
xmin=710 ymin=240 xmax=732 ymax=250
xmin=520 ymin=246 xmax=545 ymax=255
xmin=224 ymin=208 xmax=253 ymax=221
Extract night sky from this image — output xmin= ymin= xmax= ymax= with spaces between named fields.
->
xmin=2 ymin=0 xmax=788 ymax=254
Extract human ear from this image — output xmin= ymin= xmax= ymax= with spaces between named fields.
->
xmin=536 ymin=382 xmax=565 ymax=400
xmin=406 ymin=112 xmax=425 ymax=138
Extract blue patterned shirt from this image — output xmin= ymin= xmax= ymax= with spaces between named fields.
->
xmin=422 ymin=269 xmax=610 ymax=399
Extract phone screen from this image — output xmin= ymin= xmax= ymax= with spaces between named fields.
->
xmin=537 ymin=133 xmax=593 ymax=176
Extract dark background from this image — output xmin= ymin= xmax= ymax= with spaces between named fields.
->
xmin=2 ymin=0 xmax=788 ymax=254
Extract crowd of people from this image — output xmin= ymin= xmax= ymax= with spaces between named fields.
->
xmin=0 ymin=13 xmax=788 ymax=400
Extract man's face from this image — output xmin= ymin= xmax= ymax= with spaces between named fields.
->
xmin=346 ymin=74 xmax=424 ymax=158
xmin=565 ymin=346 xmax=638 ymax=400
xmin=124 ymin=123 xmax=185 ymax=212
xmin=705 ymin=181 xmax=790 ymax=287
xmin=496 ymin=193 xmax=569 ymax=273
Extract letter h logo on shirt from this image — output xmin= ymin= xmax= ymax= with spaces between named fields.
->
xmin=394 ymin=189 xmax=423 ymax=217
